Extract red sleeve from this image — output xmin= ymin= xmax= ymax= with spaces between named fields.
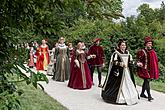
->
xmin=35 ymin=47 xmax=41 ymax=56
xmin=87 ymin=47 xmax=92 ymax=56
xmin=101 ymin=46 xmax=105 ymax=59
xmin=46 ymin=46 xmax=49 ymax=54
xmin=136 ymin=49 xmax=144 ymax=61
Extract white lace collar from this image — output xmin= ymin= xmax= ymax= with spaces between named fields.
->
xmin=40 ymin=44 xmax=47 ymax=48
xmin=76 ymin=49 xmax=84 ymax=54
xmin=69 ymin=47 xmax=73 ymax=50
xmin=58 ymin=43 xmax=67 ymax=48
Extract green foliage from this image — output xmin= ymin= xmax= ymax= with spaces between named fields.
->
xmin=118 ymin=3 xmax=165 ymax=82
xmin=62 ymin=2 xmax=165 ymax=76
xmin=62 ymin=19 xmax=125 ymax=71
xmin=0 ymin=0 xmax=123 ymax=37
xmin=158 ymin=63 xmax=165 ymax=82
xmin=0 ymin=0 xmax=123 ymax=109
xmin=0 ymin=75 xmax=21 ymax=110
xmin=0 ymin=81 xmax=68 ymax=110
xmin=158 ymin=2 xmax=165 ymax=24
xmin=137 ymin=4 xmax=156 ymax=24
xmin=0 ymin=28 xmax=49 ymax=109
xmin=135 ymin=76 xmax=165 ymax=93
xmin=1 ymin=0 xmax=165 ymax=109
xmin=117 ymin=3 xmax=165 ymax=82
xmin=155 ymin=38 xmax=165 ymax=66
xmin=85 ymin=0 xmax=123 ymax=19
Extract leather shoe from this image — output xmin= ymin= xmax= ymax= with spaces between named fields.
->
xmin=140 ymin=94 xmax=148 ymax=98
xmin=98 ymin=84 xmax=102 ymax=88
xmin=148 ymin=97 xmax=154 ymax=101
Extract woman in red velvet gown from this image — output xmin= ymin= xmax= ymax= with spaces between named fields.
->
xmin=68 ymin=42 xmax=92 ymax=90
xmin=36 ymin=40 xmax=50 ymax=71
xmin=27 ymin=46 xmax=35 ymax=68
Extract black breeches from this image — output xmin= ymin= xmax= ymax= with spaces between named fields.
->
xmin=90 ymin=66 xmax=102 ymax=84
xmin=141 ymin=78 xmax=151 ymax=97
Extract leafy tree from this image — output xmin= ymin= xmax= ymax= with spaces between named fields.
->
xmin=0 ymin=0 xmax=123 ymax=109
xmin=85 ymin=0 xmax=123 ymax=19
xmin=137 ymin=4 xmax=156 ymax=24
xmin=158 ymin=1 xmax=165 ymax=24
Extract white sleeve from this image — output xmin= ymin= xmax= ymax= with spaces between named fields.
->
xmin=130 ymin=54 xmax=133 ymax=61
xmin=114 ymin=53 xmax=118 ymax=61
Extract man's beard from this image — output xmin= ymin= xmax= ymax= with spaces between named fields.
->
xmin=147 ymin=46 xmax=152 ymax=50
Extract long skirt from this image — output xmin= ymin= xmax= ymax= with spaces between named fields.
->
xmin=28 ymin=54 xmax=34 ymax=67
xmin=36 ymin=54 xmax=44 ymax=70
xmin=54 ymin=55 xmax=70 ymax=81
xmin=68 ymin=61 xmax=92 ymax=90
xmin=102 ymin=66 xmax=139 ymax=105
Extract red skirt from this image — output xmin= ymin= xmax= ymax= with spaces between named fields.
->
xmin=68 ymin=61 xmax=92 ymax=90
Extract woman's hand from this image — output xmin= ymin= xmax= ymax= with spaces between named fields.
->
xmin=74 ymin=59 xmax=80 ymax=68
xmin=92 ymin=54 xmax=96 ymax=58
xmin=137 ymin=62 xmax=143 ymax=67
xmin=102 ymin=63 xmax=105 ymax=68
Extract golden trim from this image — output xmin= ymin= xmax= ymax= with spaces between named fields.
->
xmin=142 ymin=49 xmax=150 ymax=77
xmin=81 ymin=62 xmax=86 ymax=88
xmin=115 ymin=51 xmax=125 ymax=103
xmin=102 ymin=52 xmax=115 ymax=90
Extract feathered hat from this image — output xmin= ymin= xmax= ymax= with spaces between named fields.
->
xmin=93 ymin=38 xmax=102 ymax=43
xmin=144 ymin=36 xmax=153 ymax=45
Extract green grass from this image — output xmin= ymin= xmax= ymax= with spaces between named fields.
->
xmin=155 ymin=39 xmax=165 ymax=49
xmin=135 ymin=75 xmax=165 ymax=93
xmin=17 ymin=82 xmax=68 ymax=110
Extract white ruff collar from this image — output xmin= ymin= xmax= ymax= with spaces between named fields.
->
xmin=69 ymin=47 xmax=73 ymax=50
xmin=58 ymin=43 xmax=67 ymax=48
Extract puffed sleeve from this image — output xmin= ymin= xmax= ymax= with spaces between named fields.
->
xmin=136 ymin=49 xmax=145 ymax=61
xmin=112 ymin=53 xmax=124 ymax=67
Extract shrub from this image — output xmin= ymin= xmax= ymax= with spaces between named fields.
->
xmin=157 ymin=63 xmax=165 ymax=82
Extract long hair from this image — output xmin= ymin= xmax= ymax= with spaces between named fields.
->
xmin=117 ymin=39 xmax=128 ymax=50
xmin=77 ymin=42 xmax=82 ymax=49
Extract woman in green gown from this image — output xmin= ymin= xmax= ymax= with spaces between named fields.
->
xmin=53 ymin=37 xmax=70 ymax=82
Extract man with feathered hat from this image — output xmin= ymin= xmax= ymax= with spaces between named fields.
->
xmin=136 ymin=36 xmax=159 ymax=101
xmin=88 ymin=38 xmax=105 ymax=87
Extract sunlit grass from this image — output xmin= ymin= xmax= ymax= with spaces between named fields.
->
xmin=135 ymin=75 xmax=165 ymax=93
xmin=17 ymin=82 xmax=68 ymax=110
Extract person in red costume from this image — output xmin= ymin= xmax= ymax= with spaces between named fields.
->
xmin=137 ymin=36 xmax=159 ymax=101
xmin=88 ymin=38 xmax=105 ymax=87
xmin=68 ymin=42 xmax=92 ymax=89
xmin=36 ymin=39 xmax=50 ymax=71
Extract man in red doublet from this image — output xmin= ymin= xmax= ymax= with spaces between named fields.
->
xmin=88 ymin=38 xmax=105 ymax=87
xmin=137 ymin=36 xmax=159 ymax=101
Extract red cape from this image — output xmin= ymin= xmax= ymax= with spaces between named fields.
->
xmin=137 ymin=49 xmax=159 ymax=79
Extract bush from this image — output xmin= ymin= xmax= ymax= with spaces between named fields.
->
xmin=157 ymin=63 xmax=165 ymax=82
xmin=155 ymin=38 xmax=165 ymax=66
xmin=0 ymin=28 xmax=48 ymax=110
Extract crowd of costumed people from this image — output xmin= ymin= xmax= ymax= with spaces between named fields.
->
xmin=26 ymin=36 xmax=159 ymax=105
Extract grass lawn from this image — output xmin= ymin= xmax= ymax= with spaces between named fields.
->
xmin=16 ymin=82 xmax=68 ymax=110
xmin=135 ymin=75 xmax=165 ymax=93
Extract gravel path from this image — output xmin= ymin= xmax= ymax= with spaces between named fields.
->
xmin=38 ymin=72 xmax=165 ymax=110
